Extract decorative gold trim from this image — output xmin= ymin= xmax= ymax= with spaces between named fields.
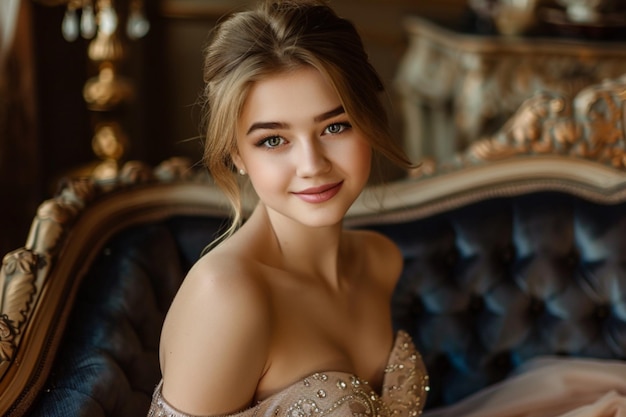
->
xmin=395 ymin=16 xmax=626 ymax=162
xmin=347 ymin=155 xmax=626 ymax=227
xmin=0 ymin=250 xmax=37 ymax=366
xmin=348 ymin=73 xmax=626 ymax=225
xmin=0 ymin=157 xmax=223 ymax=416
xmin=464 ymin=74 xmax=626 ymax=168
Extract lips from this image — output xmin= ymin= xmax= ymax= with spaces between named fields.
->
xmin=292 ymin=181 xmax=343 ymax=203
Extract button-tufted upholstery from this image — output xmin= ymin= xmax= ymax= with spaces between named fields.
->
xmin=378 ymin=192 xmax=626 ymax=408
xmin=25 ymin=217 xmax=226 ymax=416
xmin=17 ymin=191 xmax=626 ymax=415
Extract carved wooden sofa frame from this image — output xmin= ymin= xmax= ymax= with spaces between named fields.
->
xmin=2 ymin=75 xmax=626 ymax=415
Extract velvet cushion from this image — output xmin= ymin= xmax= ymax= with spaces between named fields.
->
xmin=376 ymin=192 xmax=626 ymax=408
xmin=27 ymin=217 xmax=225 ymax=416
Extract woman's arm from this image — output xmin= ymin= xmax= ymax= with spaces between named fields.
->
xmin=159 ymin=256 xmax=272 ymax=416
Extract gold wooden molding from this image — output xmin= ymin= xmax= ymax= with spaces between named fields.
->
xmin=349 ymin=73 xmax=626 ymax=224
xmin=464 ymin=74 xmax=626 ymax=168
xmin=395 ymin=15 xmax=626 ymax=162
xmin=0 ymin=157 xmax=227 ymax=416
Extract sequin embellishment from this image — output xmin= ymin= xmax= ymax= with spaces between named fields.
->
xmin=148 ymin=331 xmax=428 ymax=417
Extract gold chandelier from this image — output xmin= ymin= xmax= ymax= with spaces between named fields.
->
xmin=36 ymin=0 xmax=149 ymax=180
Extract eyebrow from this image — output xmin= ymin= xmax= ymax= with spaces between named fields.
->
xmin=246 ymin=105 xmax=345 ymax=135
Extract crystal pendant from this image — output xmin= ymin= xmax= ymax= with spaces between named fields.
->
xmin=81 ymin=2 xmax=96 ymax=39
xmin=99 ymin=5 xmax=118 ymax=36
xmin=62 ymin=7 xmax=79 ymax=41
xmin=127 ymin=10 xmax=150 ymax=40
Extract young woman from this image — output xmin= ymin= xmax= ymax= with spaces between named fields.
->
xmin=148 ymin=1 xmax=428 ymax=416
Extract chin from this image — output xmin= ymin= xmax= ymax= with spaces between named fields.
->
xmin=273 ymin=203 xmax=351 ymax=229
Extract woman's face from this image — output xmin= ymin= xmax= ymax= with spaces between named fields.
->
xmin=233 ymin=66 xmax=372 ymax=228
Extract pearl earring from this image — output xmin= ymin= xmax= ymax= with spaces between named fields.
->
xmin=239 ymin=168 xmax=246 ymax=176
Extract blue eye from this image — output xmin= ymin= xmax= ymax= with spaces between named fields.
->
xmin=257 ymin=136 xmax=285 ymax=148
xmin=324 ymin=122 xmax=351 ymax=135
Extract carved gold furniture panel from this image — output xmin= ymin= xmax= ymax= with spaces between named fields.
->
xmin=395 ymin=16 xmax=626 ymax=163
xmin=0 ymin=158 xmax=229 ymax=416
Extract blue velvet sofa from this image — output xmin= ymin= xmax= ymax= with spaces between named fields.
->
xmin=2 ymin=76 xmax=626 ymax=416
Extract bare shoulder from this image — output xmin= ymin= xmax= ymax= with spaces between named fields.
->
xmin=347 ymin=229 xmax=404 ymax=289
xmin=159 ymin=247 xmax=271 ymax=415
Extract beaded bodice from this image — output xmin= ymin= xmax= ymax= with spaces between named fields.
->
xmin=148 ymin=330 xmax=429 ymax=417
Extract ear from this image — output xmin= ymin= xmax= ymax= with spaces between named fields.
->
xmin=230 ymin=150 xmax=245 ymax=173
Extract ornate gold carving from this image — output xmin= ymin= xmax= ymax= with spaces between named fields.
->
xmin=56 ymin=177 xmax=97 ymax=210
xmin=91 ymin=122 xmax=128 ymax=161
xmin=83 ymin=65 xmax=134 ymax=111
xmin=87 ymin=28 xmax=124 ymax=64
xmin=26 ymin=200 xmax=78 ymax=256
xmin=465 ymin=75 xmax=626 ymax=168
xmin=0 ymin=249 xmax=38 ymax=368
xmin=395 ymin=16 xmax=626 ymax=162
xmin=0 ymin=158 xmax=200 ymax=384
xmin=154 ymin=157 xmax=198 ymax=182
xmin=0 ymin=316 xmax=15 ymax=361
xmin=118 ymin=160 xmax=155 ymax=185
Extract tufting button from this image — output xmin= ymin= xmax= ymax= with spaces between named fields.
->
xmin=445 ymin=250 xmax=458 ymax=267
xmin=469 ymin=296 xmax=484 ymax=312
xmin=529 ymin=298 xmax=544 ymax=315
xmin=595 ymin=305 xmax=610 ymax=319
xmin=566 ymin=251 xmax=579 ymax=267
xmin=500 ymin=245 xmax=514 ymax=264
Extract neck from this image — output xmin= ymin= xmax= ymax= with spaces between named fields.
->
xmin=246 ymin=203 xmax=347 ymax=288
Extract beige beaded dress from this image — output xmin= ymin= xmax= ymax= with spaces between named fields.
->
xmin=148 ymin=330 xmax=429 ymax=417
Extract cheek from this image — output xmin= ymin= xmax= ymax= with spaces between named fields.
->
xmin=245 ymin=156 xmax=290 ymax=193
xmin=349 ymin=140 xmax=373 ymax=180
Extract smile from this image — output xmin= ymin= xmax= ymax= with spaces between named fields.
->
xmin=292 ymin=181 xmax=343 ymax=203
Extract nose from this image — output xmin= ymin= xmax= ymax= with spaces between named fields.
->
xmin=295 ymin=139 xmax=331 ymax=178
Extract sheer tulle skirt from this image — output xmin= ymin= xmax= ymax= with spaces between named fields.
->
xmin=423 ymin=356 xmax=626 ymax=417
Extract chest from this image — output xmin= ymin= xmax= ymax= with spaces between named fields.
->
xmin=269 ymin=269 xmax=391 ymax=339
xmin=256 ymin=272 xmax=394 ymax=400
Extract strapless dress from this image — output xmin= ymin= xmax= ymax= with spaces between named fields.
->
xmin=148 ymin=330 xmax=429 ymax=417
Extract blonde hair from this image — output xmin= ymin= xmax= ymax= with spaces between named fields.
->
xmin=201 ymin=0 xmax=411 ymax=241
